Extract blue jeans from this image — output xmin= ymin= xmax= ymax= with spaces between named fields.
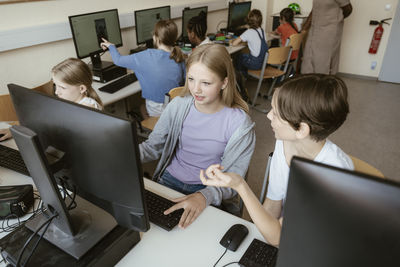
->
xmin=159 ymin=170 xmax=206 ymax=195
xmin=235 ymin=53 xmax=264 ymax=78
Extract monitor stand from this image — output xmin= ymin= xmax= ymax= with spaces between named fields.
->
xmin=89 ymin=52 xmax=113 ymax=71
xmin=25 ymin=195 xmax=117 ymax=259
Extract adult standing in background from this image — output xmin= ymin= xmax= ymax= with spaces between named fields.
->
xmin=301 ymin=0 xmax=352 ymax=75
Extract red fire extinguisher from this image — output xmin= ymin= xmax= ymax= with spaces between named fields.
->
xmin=368 ymin=18 xmax=391 ymax=54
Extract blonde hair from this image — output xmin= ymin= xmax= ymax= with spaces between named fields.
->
xmin=182 ymin=44 xmax=249 ymax=113
xmin=154 ymin=20 xmax=184 ymax=63
xmin=51 ymin=58 xmax=103 ymax=108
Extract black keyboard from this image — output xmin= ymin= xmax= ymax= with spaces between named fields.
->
xmin=98 ymin=73 xmax=138 ymax=94
xmin=239 ymin=238 xmax=278 ymax=267
xmin=0 ymin=144 xmax=29 ymax=176
xmin=144 ymin=189 xmax=184 ymax=231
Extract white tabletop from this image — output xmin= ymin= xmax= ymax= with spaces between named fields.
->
xmin=92 ymin=75 xmax=141 ymax=106
xmin=0 ymin=139 xmax=265 ymax=267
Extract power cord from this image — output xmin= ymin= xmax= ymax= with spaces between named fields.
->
xmin=15 ymin=213 xmax=57 ymax=267
xmin=216 ymin=20 xmax=227 ymax=32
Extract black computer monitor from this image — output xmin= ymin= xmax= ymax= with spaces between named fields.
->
xmin=69 ymin=9 xmax=123 ymax=70
xmin=134 ymin=6 xmax=171 ymax=48
xmin=276 ymin=157 xmax=400 ymax=267
xmin=8 ymin=84 xmax=149 ymax=259
xmin=182 ymin=6 xmax=208 ymax=42
xmin=227 ymin=1 xmax=251 ymax=35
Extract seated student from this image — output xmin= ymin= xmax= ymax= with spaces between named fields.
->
xmin=100 ymin=20 xmax=186 ymax=118
xmin=187 ymin=11 xmax=212 ymax=47
xmin=271 ymin=7 xmax=299 ymax=60
xmin=231 ymin=9 xmax=268 ymax=78
xmin=140 ymin=44 xmax=255 ymax=229
xmin=200 ymin=74 xmax=354 ymax=246
xmin=0 ymin=58 xmax=102 ymax=141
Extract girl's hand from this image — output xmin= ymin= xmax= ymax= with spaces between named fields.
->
xmin=0 ymin=128 xmax=12 ymax=141
xmin=100 ymin=38 xmax=113 ymax=50
xmin=200 ymin=164 xmax=243 ymax=190
xmin=164 ymin=192 xmax=206 ymax=229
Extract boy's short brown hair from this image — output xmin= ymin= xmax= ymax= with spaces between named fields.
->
xmin=275 ymin=74 xmax=349 ymax=142
xmin=247 ymin=9 xmax=262 ymax=29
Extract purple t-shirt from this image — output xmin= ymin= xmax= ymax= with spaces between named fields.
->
xmin=166 ymin=103 xmax=246 ymax=184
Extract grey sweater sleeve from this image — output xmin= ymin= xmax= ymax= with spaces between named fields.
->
xmin=199 ymin=113 xmax=256 ymax=206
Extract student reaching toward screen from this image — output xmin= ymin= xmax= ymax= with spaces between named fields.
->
xmin=139 ymin=44 xmax=256 ymax=229
xmin=201 ymin=74 xmax=354 ymax=246
xmin=100 ymin=20 xmax=186 ymax=119
xmin=0 ymin=58 xmax=102 ymax=141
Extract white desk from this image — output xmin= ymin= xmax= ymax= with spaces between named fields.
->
xmin=0 ymin=140 xmax=265 ymax=267
xmin=92 ymin=76 xmax=141 ymax=106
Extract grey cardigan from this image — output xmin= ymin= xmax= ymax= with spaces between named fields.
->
xmin=139 ymin=95 xmax=256 ymax=206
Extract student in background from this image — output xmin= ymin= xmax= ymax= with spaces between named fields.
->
xmin=301 ymin=0 xmax=353 ymax=74
xmin=140 ymin=44 xmax=255 ymax=229
xmin=271 ymin=7 xmax=299 ymax=60
xmin=201 ymin=74 xmax=354 ymax=246
xmin=187 ymin=11 xmax=212 ymax=47
xmin=52 ymin=58 xmax=102 ymax=110
xmin=101 ymin=20 xmax=186 ymax=118
xmin=231 ymin=9 xmax=268 ymax=78
xmin=0 ymin=58 xmax=102 ymax=141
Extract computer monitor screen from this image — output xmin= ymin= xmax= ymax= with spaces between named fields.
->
xmin=227 ymin=1 xmax=251 ymax=34
xmin=182 ymin=6 xmax=208 ymax=39
xmin=8 ymin=84 xmax=149 ymax=234
xmin=69 ymin=9 xmax=123 ymax=68
xmin=134 ymin=6 xmax=171 ymax=47
xmin=276 ymin=157 xmax=400 ymax=267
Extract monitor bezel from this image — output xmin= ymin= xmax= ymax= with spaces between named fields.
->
xmin=227 ymin=1 xmax=252 ymax=32
xmin=181 ymin=6 xmax=208 ymax=39
xmin=68 ymin=8 xmax=123 ymax=60
xmin=134 ymin=5 xmax=171 ymax=46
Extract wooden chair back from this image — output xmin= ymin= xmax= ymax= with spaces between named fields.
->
xmin=288 ymin=32 xmax=305 ymax=51
xmin=350 ymin=155 xmax=384 ymax=178
xmin=267 ymin=46 xmax=292 ymax=65
xmin=0 ymin=81 xmax=53 ymax=122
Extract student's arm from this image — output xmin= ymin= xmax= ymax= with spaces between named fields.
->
xmin=200 ymin=166 xmax=282 ymax=247
xmin=100 ymin=38 xmax=138 ymax=70
xmin=342 ymin=3 xmax=353 ymax=18
xmin=0 ymin=128 xmax=12 ymax=141
xmin=231 ymin=37 xmax=243 ymax=46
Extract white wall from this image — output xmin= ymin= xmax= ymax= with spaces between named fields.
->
xmin=269 ymin=0 xmax=399 ymax=77
xmin=0 ymin=0 xmax=241 ymax=94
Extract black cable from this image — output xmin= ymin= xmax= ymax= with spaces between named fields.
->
xmin=221 ymin=262 xmax=239 ymax=267
xmin=213 ymin=247 xmax=228 ymax=267
xmin=21 ymin=215 xmax=55 ymax=267
xmin=15 ymin=214 xmax=57 ymax=267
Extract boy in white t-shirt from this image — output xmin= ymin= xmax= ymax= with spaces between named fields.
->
xmin=200 ymin=74 xmax=353 ymax=247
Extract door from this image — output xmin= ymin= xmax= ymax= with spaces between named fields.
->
xmin=379 ymin=1 xmax=400 ymax=83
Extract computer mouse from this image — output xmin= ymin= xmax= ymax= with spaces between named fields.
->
xmin=220 ymin=223 xmax=249 ymax=251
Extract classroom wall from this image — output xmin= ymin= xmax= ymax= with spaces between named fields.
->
xmin=0 ymin=0 xmax=247 ymax=95
xmin=269 ymin=0 xmax=399 ymax=77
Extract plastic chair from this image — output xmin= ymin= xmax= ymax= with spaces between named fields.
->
xmin=140 ymin=86 xmax=185 ymax=131
xmin=285 ymin=32 xmax=306 ymax=78
xmin=349 ymin=155 xmax=384 ymax=178
xmin=248 ymin=46 xmax=292 ymax=113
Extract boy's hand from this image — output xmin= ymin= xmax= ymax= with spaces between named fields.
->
xmin=200 ymin=164 xmax=243 ymax=190
xmin=164 ymin=192 xmax=206 ymax=229
xmin=0 ymin=128 xmax=12 ymax=141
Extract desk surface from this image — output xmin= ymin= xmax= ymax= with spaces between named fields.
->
xmin=0 ymin=139 xmax=264 ymax=267
xmin=92 ymin=75 xmax=141 ymax=106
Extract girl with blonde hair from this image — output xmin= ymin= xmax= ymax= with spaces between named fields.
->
xmin=140 ymin=44 xmax=255 ymax=229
